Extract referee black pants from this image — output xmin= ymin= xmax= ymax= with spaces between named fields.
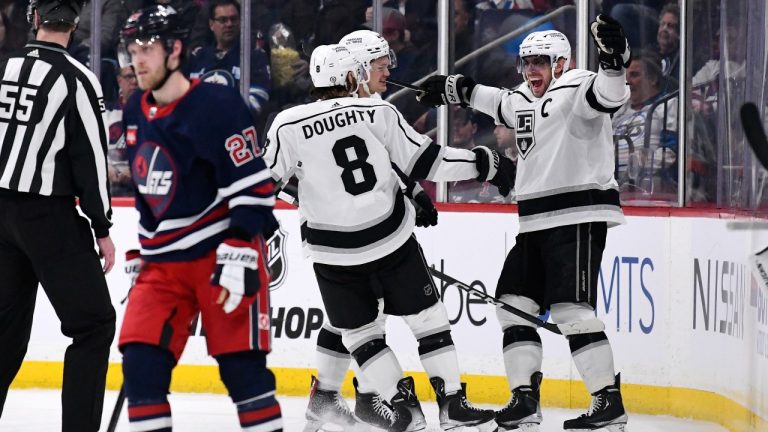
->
xmin=0 ymin=191 xmax=115 ymax=432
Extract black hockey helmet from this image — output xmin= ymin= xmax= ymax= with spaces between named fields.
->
xmin=118 ymin=5 xmax=188 ymax=67
xmin=27 ymin=0 xmax=83 ymax=27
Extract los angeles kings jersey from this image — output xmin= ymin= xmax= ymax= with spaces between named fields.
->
xmin=471 ymin=68 xmax=630 ymax=232
xmin=264 ymin=97 xmax=479 ymax=266
xmin=123 ymin=80 xmax=277 ymax=262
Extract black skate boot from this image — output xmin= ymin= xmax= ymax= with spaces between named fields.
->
xmin=563 ymin=374 xmax=628 ymax=431
xmin=353 ymin=377 xmax=393 ymax=430
xmin=304 ymin=375 xmax=364 ymax=432
xmin=495 ymin=372 xmax=543 ymax=431
xmin=388 ymin=376 xmax=426 ymax=432
xmin=430 ymin=377 xmax=497 ymax=431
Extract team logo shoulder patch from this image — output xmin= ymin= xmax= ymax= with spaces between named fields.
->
xmin=126 ymin=125 xmax=138 ymax=146
xmin=515 ymin=110 xmax=536 ymax=159
xmin=267 ymin=227 xmax=288 ymax=290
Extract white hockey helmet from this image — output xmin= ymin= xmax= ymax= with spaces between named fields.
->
xmin=339 ymin=30 xmax=398 ymax=77
xmin=517 ymin=30 xmax=571 ymax=74
xmin=310 ymin=44 xmax=368 ymax=88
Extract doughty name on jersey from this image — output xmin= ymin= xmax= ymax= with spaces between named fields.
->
xmin=302 ymin=109 xmax=376 ymax=138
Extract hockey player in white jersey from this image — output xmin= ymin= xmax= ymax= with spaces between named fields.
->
xmin=304 ymin=30 xmax=443 ymax=432
xmin=417 ymin=15 xmax=631 ymax=432
xmin=264 ymin=44 xmax=512 ymax=432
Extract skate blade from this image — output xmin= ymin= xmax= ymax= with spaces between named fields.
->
xmin=568 ymin=424 xmax=627 ymax=432
xmin=499 ymin=423 xmax=540 ymax=432
xmin=304 ymin=420 xmax=362 ymax=432
xmin=442 ymin=419 xmax=499 ymax=432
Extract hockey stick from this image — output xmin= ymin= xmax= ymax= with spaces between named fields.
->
xmin=741 ymin=102 xmax=768 ymax=169
xmin=386 ymin=79 xmax=421 ymax=92
xmin=429 ymin=267 xmax=605 ymax=335
xmin=106 ymin=384 xmax=125 ymax=432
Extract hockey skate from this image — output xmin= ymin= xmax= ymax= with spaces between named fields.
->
xmin=429 ymin=377 xmax=497 ymax=431
xmin=388 ymin=376 xmax=427 ymax=432
xmin=353 ymin=377 xmax=393 ymax=430
xmin=563 ymin=374 xmax=628 ymax=432
xmin=495 ymin=372 xmax=543 ymax=432
xmin=304 ymin=375 xmax=366 ymax=432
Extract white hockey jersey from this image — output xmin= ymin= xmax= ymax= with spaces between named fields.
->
xmin=264 ymin=97 xmax=480 ymax=265
xmin=471 ymin=68 xmax=630 ymax=232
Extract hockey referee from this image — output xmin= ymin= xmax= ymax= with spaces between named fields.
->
xmin=0 ymin=1 xmax=116 ymax=431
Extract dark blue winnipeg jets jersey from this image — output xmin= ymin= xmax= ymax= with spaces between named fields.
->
xmin=123 ymin=80 xmax=277 ymax=262
xmin=185 ymin=42 xmax=271 ymax=113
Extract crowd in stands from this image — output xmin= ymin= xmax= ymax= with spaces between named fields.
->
xmin=0 ymin=0 xmax=732 ymax=206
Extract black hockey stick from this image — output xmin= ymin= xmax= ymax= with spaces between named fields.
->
xmin=106 ymin=384 xmax=125 ymax=432
xmin=741 ymin=102 xmax=768 ymax=169
xmin=386 ymin=78 xmax=421 ymax=92
xmin=429 ymin=267 xmax=605 ymax=335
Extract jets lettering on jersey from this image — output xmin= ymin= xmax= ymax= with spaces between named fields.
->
xmin=132 ymin=141 xmax=177 ymax=217
xmin=302 ymin=109 xmax=376 ymax=139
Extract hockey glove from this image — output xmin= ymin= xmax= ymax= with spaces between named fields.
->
xmin=211 ymin=237 xmax=270 ymax=314
xmin=417 ymin=74 xmax=477 ymax=108
xmin=411 ymin=191 xmax=438 ymax=227
xmin=125 ymin=249 xmax=142 ymax=286
xmin=590 ymin=14 xmax=631 ymax=71
xmin=473 ymin=146 xmax=516 ymax=197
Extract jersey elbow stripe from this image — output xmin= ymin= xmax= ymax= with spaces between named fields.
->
xmin=586 ymin=83 xmax=621 ymax=114
xmin=407 ymin=142 xmax=443 ymax=180
xmin=219 ymin=169 xmax=273 ymax=198
xmin=230 ymin=195 xmax=276 ymax=208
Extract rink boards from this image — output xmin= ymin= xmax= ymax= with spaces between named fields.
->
xmin=12 ymin=205 xmax=768 ymax=432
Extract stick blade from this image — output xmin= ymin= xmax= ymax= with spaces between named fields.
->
xmin=741 ymin=102 xmax=768 ymax=168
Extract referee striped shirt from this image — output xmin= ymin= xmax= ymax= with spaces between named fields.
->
xmin=0 ymin=40 xmax=112 ymax=237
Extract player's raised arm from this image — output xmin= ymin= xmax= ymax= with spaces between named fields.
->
xmin=378 ymin=102 xmax=515 ymax=196
xmin=582 ymin=14 xmax=631 ymax=116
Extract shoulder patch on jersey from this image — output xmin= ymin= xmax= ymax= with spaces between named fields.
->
xmin=126 ymin=125 xmax=138 ymax=146
xmin=515 ymin=110 xmax=536 ymax=159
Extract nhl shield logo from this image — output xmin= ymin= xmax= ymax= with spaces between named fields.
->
xmin=267 ymin=227 xmax=288 ymax=290
xmin=515 ymin=110 xmax=536 ymax=159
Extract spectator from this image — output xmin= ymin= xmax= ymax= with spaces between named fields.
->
xmin=105 ymin=66 xmax=139 ymax=197
xmin=365 ymin=8 xmax=421 ymax=90
xmin=448 ymin=108 xmax=507 ymax=203
xmin=603 ymin=0 xmax=663 ymax=50
xmin=185 ymin=0 xmax=272 ymax=124
xmin=494 ymin=124 xmax=518 ymax=163
xmin=72 ymin=0 xmax=127 ymax=58
xmin=612 ymin=49 xmax=677 ymax=194
xmin=657 ymin=3 xmax=679 ymax=92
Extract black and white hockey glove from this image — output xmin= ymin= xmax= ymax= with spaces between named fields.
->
xmin=473 ymin=146 xmax=516 ymax=197
xmin=124 ymin=249 xmax=142 ymax=287
xmin=411 ymin=191 xmax=438 ymax=227
xmin=417 ymin=74 xmax=477 ymax=108
xmin=590 ymin=14 xmax=631 ymax=71
xmin=211 ymin=237 xmax=270 ymax=314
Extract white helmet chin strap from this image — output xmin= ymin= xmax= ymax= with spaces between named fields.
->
xmin=361 ymin=82 xmax=372 ymax=96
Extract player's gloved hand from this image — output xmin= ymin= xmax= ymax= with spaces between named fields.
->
xmin=473 ymin=145 xmax=516 ymax=197
xmin=124 ymin=249 xmax=142 ymax=287
xmin=590 ymin=14 xmax=631 ymax=71
xmin=417 ymin=74 xmax=476 ymax=108
xmin=411 ymin=191 xmax=438 ymax=227
xmin=211 ymin=237 xmax=270 ymax=314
